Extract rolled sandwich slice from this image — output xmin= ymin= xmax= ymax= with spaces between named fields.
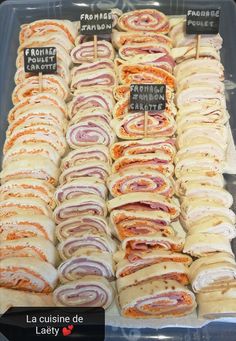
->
xmin=0 ymin=237 xmax=58 ymax=265
xmin=66 ymin=118 xmax=116 ymax=148
xmin=0 ymin=257 xmax=58 ymax=293
xmin=183 ymin=233 xmax=234 ymax=258
xmin=12 ymin=75 xmax=70 ymax=104
xmin=116 ymin=250 xmax=192 ymax=278
xmin=111 ymin=111 xmax=176 ymax=139
xmin=180 ymin=199 xmax=235 ymax=229
xmin=53 ymin=195 xmax=107 ymax=223
xmin=53 ymin=275 xmax=114 ymax=309
xmin=180 ymin=183 xmax=233 ymax=208
xmin=55 ymin=178 xmax=108 ymax=202
xmin=110 ymin=138 xmax=176 ymax=160
xmin=71 ymin=69 xmax=116 ymax=90
xmin=0 ymin=214 xmax=56 ymax=243
xmin=117 ymin=9 xmax=169 ymax=33
xmin=59 ymin=161 xmax=111 ymax=184
xmin=189 ymin=253 xmax=236 ymax=293
xmin=8 ymin=92 xmax=68 ymax=122
xmin=109 ymin=209 xmax=173 ymax=241
xmin=61 ymin=145 xmax=111 ymax=170
xmin=0 ymin=178 xmax=56 ymax=209
xmin=2 ymin=142 xmax=61 ymax=167
xmin=119 ymin=42 xmax=170 ymax=59
xmin=58 ymin=252 xmax=115 ymax=283
xmin=197 ymin=288 xmax=236 ymax=319
xmin=71 ymin=40 xmax=114 ymax=62
xmin=0 ymin=197 xmax=52 ymax=219
xmin=107 ymin=168 xmax=174 ymax=197
xmin=0 ymin=156 xmax=60 ymax=186
xmin=0 ymin=287 xmax=54 ymax=315
xmin=187 ymin=216 xmax=236 ymax=240
xmin=71 ymin=59 xmax=114 ymax=76
xmin=56 ymin=216 xmax=111 ymax=242
xmin=172 ymin=46 xmax=220 ymax=64
xmin=119 ymin=279 xmax=196 ymax=318
xmin=117 ymin=261 xmax=189 ymax=293
xmin=108 ymin=193 xmax=180 ymax=220
xmin=122 ymin=234 xmax=184 ymax=257
xmin=111 ymin=154 xmax=174 ymax=177
xmin=57 ymin=233 xmax=116 ymax=260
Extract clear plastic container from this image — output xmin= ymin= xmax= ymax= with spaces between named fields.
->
xmin=0 ymin=0 xmax=236 ymax=339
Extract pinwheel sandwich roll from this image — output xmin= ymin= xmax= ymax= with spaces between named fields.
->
xmin=189 ymin=253 xmax=236 ymax=293
xmin=172 ymin=46 xmax=220 ymax=64
xmin=12 ymin=75 xmax=70 ymax=104
xmin=8 ymin=92 xmax=68 ymax=122
xmin=111 ymin=112 xmax=176 ymax=140
xmin=187 ymin=216 xmax=236 ymax=240
xmin=119 ymin=42 xmax=171 ymax=60
xmin=0 ymin=178 xmax=56 ymax=209
xmin=112 ymin=30 xmax=172 ymax=49
xmin=66 ymin=118 xmax=116 ymax=148
xmin=59 ymin=161 xmax=111 ymax=184
xmin=0 ymin=287 xmax=54 ymax=314
xmin=55 ymin=178 xmax=108 ymax=202
xmin=0 ymin=257 xmax=58 ymax=293
xmin=117 ymin=261 xmax=189 ymax=293
xmin=58 ymin=252 xmax=115 ymax=283
xmin=109 ymin=209 xmax=174 ymax=241
xmin=53 ymin=275 xmax=114 ymax=309
xmin=56 ymin=215 xmax=111 ymax=242
xmin=117 ymin=9 xmax=169 ymax=33
xmin=53 ymin=195 xmax=107 ymax=223
xmin=180 ymin=183 xmax=233 ymax=208
xmin=71 ymin=40 xmax=114 ymax=63
xmin=61 ymin=145 xmax=111 ymax=170
xmin=118 ymin=64 xmax=175 ymax=89
xmin=19 ymin=19 xmax=77 ymax=44
xmin=58 ymin=233 xmax=116 ymax=260
xmin=107 ymin=168 xmax=174 ymax=197
xmin=180 ymin=199 xmax=235 ymax=229
xmin=175 ymin=171 xmax=224 ymax=197
xmin=0 ymin=237 xmax=58 ymax=265
xmin=71 ymin=69 xmax=116 ymax=90
xmin=68 ymin=89 xmax=114 ymax=118
xmin=3 ymin=125 xmax=67 ymax=156
xmin=108 ymin=193 xmax=180 ymax=220
xmin=110 ymin=138 xmax=176 ymax=161
xmin=0 ymin=156 xmax=60 ymax=186
xmin=119 ymin=279 xmax=196 ymax=318
xmin=0 ymin=214 xmax=56 ymax=243
xmin=116 ymin=250 xmax=192 ymax=278
xmin=183 ymin=233 xmax=234 ymax=258
xmin=2 ymin=142 xmax=61 ymax=167
xmin=0 ymin=197 xmax=52 ymax=219
xmin=71 ymin=59 xmax=114 ymax=76
xmin=122 ymin=234 xmax=184 ymax=256
xmin=111 ymin=154 xmax=174 ymax=177
xmin=197 ymin=288 xmax=236 ymax=319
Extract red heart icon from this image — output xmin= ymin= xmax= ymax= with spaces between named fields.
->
xmin=62 ymin=327 xmax=71 ymax=336
xmin=68 ymin=325 xmax=74 ymax=331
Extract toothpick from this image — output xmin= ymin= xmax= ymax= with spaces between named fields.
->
xmin=144 ymin=111 xmax=148 ymax=137
xmin=196 ymin=34 xmax=201 ymax=59
xmin=94 ymin=35 xmax=98 ymax=59
xmin=39 ymin=72 xmax=43 ymax=92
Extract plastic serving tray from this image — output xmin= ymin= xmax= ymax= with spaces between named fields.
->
xmin=0 ymin=0 xmax=236 ymax=340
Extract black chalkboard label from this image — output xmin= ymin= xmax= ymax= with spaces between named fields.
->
xmin=130 ymin=84 xmax=166 ymax=112
xmin=24 ymin=47 xmax=57 ymax=74
xmin=80 ymin=10 xmax=112 ymax=35
xmin=186 ymin=8 xmax=220 ymax=34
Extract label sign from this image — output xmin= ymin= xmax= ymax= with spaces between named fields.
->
xmin=130 ymin=84 xmax=166 ymax=112
xmin=80 ymin=10 xmax=112 ymax=35
xmin=186 ymin=8 xmax=220 ymax=34
xmin=24 ymin=47 xmax=57 ymax=73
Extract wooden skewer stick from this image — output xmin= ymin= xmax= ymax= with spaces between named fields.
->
xmin=144 ymin=111 xmax=148 ymax=137
xmin=94 ymin=35 xmax=98 ymax=59
xmin=39 ymin=72 xmax=43 ymax=92
xmin=196 ymin=34 xmax=201 ymax=59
